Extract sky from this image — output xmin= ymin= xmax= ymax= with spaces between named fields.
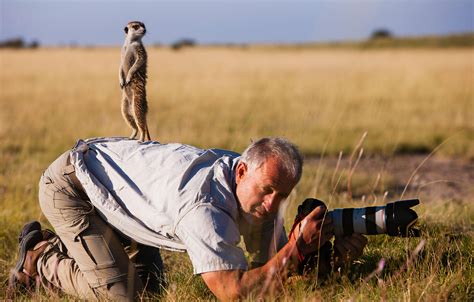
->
xmin=1 ymin=0 xmax=473 ymax=46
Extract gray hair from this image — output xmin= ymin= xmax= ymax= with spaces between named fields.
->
xmin=240 ymin=137 xmax=303 ymax=182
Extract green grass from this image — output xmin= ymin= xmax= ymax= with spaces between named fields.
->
xmin=1 ymin=161 xmax=472 ymax=301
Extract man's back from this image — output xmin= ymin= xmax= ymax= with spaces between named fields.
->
xmin=70 ymin=137 xmax=241 ymax=250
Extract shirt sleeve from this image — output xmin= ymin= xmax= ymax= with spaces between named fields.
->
xmin=175 ymin=204 xmax=248 ymax=274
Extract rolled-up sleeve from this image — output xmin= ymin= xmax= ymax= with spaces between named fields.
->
xmin=175 ymin=204 xmax=248 ymax=274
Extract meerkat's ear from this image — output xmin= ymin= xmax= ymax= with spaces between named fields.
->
xmin=124 ymin=26 xmax=128 ymax=34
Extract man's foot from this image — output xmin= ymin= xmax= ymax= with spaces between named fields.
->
xmin=7 ymin=221 xmax=53 ymax=296
xmin=18 ymin=221 xmax=41 ymax=243
xmin=17 ymin=220 xmax=55 ymax=244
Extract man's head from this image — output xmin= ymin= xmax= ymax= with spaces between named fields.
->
xmin=235 ymin=137 xmax=303 ymax=224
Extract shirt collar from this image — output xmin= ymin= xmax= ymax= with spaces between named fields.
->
xmin=230 ymin=156 xmax=240 ymax=198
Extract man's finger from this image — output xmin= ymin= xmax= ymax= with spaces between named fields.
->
xmin=307 ymin=205 xmax=328 ymax=220
xmin=352 ymin=233 xmax=368 ymax=246
xmin=351 ymin=234 xmax=367 ymax=250
xmin=312 ymin=216 xmax=334 ymax=235
xmin=323 ymin=214 xmax=333 ymax=224
xmin=334 ymin=240 xmax=348 ymax=256
xmin=338 ymin=238 xmax=354 ymax=253
xmin=322 ymin=221 xmax=334 ymax=236
xmin=345 ymin=234 xmax=367 ymax=252
xmin=321 ymin=231 xmax=334 ymax=244
xmin=339 ymin=235 xmax=365 ymax=258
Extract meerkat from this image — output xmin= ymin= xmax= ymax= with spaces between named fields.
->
xmin=119 ymin=21 xmax=151 ymax=141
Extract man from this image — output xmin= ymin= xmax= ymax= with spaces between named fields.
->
xmin=10 ymin=137 xmax=367 ymax=300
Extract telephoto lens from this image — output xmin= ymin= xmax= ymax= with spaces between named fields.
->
xmin=298 ymin=198 xmax=420 ymax=237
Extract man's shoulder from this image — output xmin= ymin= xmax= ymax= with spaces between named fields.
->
xmin=208 ymin=148 xmax=240 ymax=158
xmin=75 ymin=137 xmax=201 ymax=156
xmin=75 ymin=137 xmax=240 ymax=157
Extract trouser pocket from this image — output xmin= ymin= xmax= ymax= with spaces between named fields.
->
xmin=72 ymin=215 xmax=132 ymax=288
xmin=78 ymin=234 xmax=116 ymax=269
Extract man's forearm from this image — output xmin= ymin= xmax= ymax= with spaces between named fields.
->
xmin=203 ymin=205 xmax=334 ymax=300
xmin=241 ymin=239 xmax=300 ymax=293
xmin=202 ymin=240 xmax=300 ymax=301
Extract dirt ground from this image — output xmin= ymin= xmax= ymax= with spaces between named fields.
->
xmin=308 ymin=154 xmax=474 ymax=203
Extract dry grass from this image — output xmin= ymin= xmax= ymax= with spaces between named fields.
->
xmin=1 ymin=47 xmax=472 ymax=156
xmin=0 ymin=47 xmax=473 ymax=300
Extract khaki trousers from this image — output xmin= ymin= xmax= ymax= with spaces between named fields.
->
xmin=38 ymin=151 xmax=165 ymax=300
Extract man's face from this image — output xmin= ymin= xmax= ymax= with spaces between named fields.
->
xmin=235 ymin=156 xmax=297 ymax=224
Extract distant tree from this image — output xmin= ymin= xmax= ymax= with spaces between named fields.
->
xmin=0 ymin=38 xmax=25 ymax=48
xmin=0 ymin=38 xmax=41 ymax=49
xmin=371 ymin=29 xmax=393 ymax=40
xmin=171 ymin=38 xmax=196 ymax=50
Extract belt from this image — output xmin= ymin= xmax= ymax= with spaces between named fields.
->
xmin=64 ymin=155 xmax=88 ymax=198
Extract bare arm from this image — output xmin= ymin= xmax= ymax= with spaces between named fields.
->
xmin=201 ymin=242 xmax=298 ymax=301
xmin=201 ymin=205 xmax=333 ymax=301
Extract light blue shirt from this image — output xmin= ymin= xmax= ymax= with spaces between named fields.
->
xmin=70 ymin=137 xmax=287 ymax=274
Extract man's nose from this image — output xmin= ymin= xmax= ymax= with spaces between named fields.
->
xmin=263 ymin=194 xmax=281 ymax=214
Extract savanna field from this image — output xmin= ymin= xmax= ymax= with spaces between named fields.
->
xmin=0 ymin=45 xmax=473 ymax=300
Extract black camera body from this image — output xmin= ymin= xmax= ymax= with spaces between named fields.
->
xmin=297 ymin=198 xmax=420 ymax=237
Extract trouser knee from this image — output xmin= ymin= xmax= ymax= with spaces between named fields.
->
xmin=122 ymin=240 xmax=166 ymax=294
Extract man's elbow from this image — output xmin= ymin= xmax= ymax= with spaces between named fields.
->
xmin=216 ymin=286 xmax=243 ymax=302
xmin=201 ymin=271 xmax=245 ymax=301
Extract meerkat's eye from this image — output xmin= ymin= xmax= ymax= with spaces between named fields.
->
xmin=133 ymin=25 xmax=140 ymax=30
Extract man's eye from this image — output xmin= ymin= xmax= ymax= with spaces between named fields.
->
xmin=262 ymin=187 xmax=273 ymax=194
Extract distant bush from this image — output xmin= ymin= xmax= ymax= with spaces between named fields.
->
xmin=0 ymin=38 xmax=25 ymax=48
xmin=361 ymin=32 xmax=474 ymax=49
xmin=371 ymin=29 xmax=393 ymax=40
xmin=171 ymin=38 xmax=196 ymax=51
xmin=0 ymin=38 xmax=40 ymax=49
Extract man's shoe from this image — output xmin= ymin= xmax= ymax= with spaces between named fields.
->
xmin=18 ymin=221 xmax=41 ymax=243
xmin=18 ymin=220 xmax=55 ymax=243
xmin=7 ymin=223 xmax=52 ymax=296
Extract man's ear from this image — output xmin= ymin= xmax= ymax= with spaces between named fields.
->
xmin=235 ymin=162 xmax=247 ymax=184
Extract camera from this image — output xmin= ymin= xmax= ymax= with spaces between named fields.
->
xmin=296 ymin=198 xmax=420 ymax=237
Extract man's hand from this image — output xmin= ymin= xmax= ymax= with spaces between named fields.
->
xmin=201 ymin=206 xmax=337 ymax=300
xmin=291 ymin=205 xmax=334 ymax=255
xmin=333 ymin=233 xmax=367 ymax=268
